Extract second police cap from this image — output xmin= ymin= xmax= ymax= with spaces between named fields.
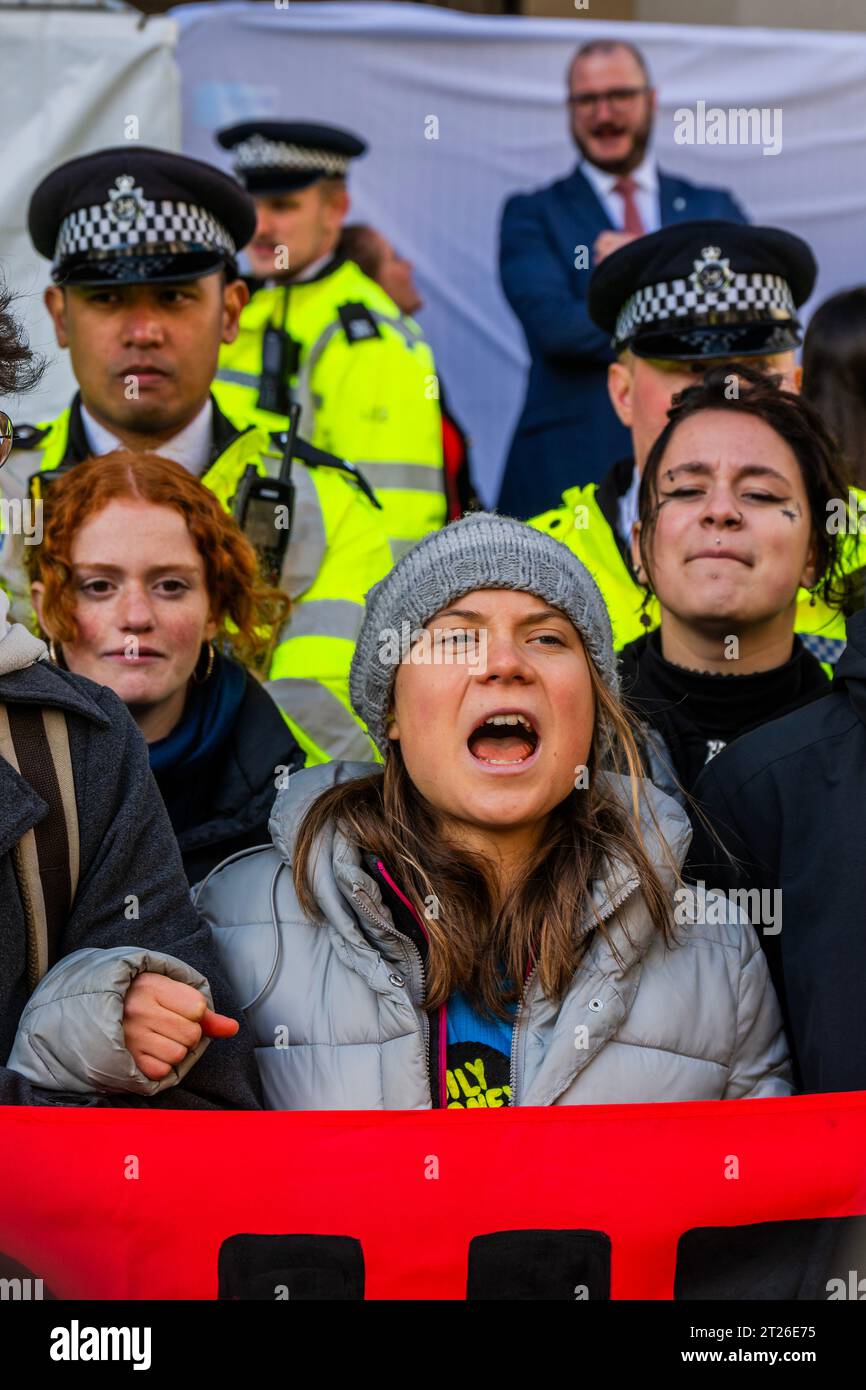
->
xmin=216 ymin=121 xmax=367 ymax=194
xmin=28 ymin=146 xmax=257 ymax=286
xmin=588 ymin=220 xmax=817 ymax=361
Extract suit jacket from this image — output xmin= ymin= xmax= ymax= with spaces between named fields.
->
xmin=497 ymin=165 xmax=748 ymax=518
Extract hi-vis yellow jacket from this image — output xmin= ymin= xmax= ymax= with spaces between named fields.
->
xmin=529 ymin=460 xmax=866 ymax=670
xmin=214 ymin=258 xmax=447 ymax=560
xmin=0 ymin=396 xmax=393 ymax=766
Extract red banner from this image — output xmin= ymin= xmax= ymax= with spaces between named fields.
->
xmin=2 ymin=1092 xmax=866 ymax=1300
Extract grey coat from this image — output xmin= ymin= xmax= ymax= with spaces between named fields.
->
xmin=195 ymin=761 xmax=793 ymax=1110
xmin=0 ymin=608 xmax=261 ymax=1108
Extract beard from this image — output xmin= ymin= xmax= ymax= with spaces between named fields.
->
xmin=573 ymin=108 xmax=654 ymax=175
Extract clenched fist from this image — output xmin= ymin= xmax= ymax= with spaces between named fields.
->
xmin=123 ymin=971 xmax=239 ymax=1081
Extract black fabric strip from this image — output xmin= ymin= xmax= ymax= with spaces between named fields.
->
xmin=8 ymin=705 xmax=70 ymax=971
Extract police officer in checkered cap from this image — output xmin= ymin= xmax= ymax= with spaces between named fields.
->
xmin=211 ymin=118 xmax=447 ymax=560
xmin=216 ymin=120 xmax=367 ymax=195
xmin=1 ymin=144 xmax=396 ymax=765
xmin=521 ymin=219 xmax=864 ymax=666
xmin=587 ymin=219 xmax=815 ymax=365
xmin=28 ymin=145 xmax=255 ymax=286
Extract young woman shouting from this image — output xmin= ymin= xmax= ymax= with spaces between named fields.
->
xmin=193 ymin=513 xmax=791 ymax=1110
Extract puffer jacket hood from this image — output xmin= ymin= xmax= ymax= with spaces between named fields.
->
xmin=195 ymin=759 xmax=790 ymax=1111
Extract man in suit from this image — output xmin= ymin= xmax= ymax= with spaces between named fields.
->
xmin=497 ymin=38 xmax=748 ymax=518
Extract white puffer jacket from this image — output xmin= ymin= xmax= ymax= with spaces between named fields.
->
xmin=195 ymin=762 xmax=793 ymax=1110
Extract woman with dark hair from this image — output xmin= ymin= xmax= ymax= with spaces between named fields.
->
xmin=802 ymin=287 xmax=866 ymax=489
xmin=180 ymin=513 xmax=790 ymax=1111
xmin=27 ymin=452 xmax=304 ymax=883
xmin=619 ymin=363 xmax=850 ymax=795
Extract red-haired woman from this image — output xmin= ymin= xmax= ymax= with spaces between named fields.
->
xmin=28 ymin=451 xmax=304 ymax=884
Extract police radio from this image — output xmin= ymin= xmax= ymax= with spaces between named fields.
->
xmin=257 ymin=286 xmax=301 ymax=417
xmin=234 ymin=402 xmax=301 ymax=589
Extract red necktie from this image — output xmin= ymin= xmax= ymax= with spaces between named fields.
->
xmin=613 ymin=176 xmax=645 ymax=236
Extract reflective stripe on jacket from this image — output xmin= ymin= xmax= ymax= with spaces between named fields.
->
xmin=214 ymin=260 xmax=446 ymax=558
xmin=529 ymin=471 xmax=866 ymax=671
xmin=0 ymin=399 xmax=393 ymax=765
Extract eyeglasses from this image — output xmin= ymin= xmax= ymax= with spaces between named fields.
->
xmin=568 ymin=86 xmax=650 ymax=114
xmin=0 ymin=412 xmax=11 ymax=469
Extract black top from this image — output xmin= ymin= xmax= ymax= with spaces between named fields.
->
xmin=687 ymin=608 xmax=866 ymax=1094
xmin=619 ymin=628 xmax=829 ymax=793
xmin=152 ymin=661 xmax=304 ymax=886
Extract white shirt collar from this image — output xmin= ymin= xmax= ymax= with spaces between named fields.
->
xmin=290 ymin=251 xmax=336 ymax=284
xmin=580 ymin=152 xmax=658 ymax=200
xmin=80 ymin=399 xmax=214 ymax=478
xmin=262 ymin=251 xmax=335 ymax=288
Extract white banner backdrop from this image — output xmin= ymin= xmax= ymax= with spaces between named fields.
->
xmin=0 ymin=9 xmax=181 ymax=426
xmin=175 ymin=2 xmax=866 ymax=504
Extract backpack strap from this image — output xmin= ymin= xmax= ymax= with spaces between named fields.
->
xmin=0 ymin=705 xmax=79 ymax=991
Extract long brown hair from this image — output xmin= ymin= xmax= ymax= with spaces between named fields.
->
xmin=295 ymin=655 xmax=679 ymax=1019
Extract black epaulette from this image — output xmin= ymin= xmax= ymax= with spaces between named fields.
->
xmin=268 ymin=429 xmax=383 ymax=510
xmin=337 ymin=301 xmax=382 ymax=345
xmin=11 ymin=423 xmax=50 ymax=450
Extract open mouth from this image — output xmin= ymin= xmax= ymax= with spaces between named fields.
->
xmin=467 ymin=712 xmax=540 ymax=767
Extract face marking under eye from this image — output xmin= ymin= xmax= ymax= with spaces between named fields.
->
xmin=780 ymin=503 xmax=802 ymax=522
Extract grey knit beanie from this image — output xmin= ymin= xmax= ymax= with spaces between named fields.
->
xmin=350 ymin=512 xmax=618 ymax=755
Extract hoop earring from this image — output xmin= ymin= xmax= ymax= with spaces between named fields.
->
xmin=192 ymin=641 xmax=215 ymax=684
xmin=48 ymin=637 xmax=63 ymax=667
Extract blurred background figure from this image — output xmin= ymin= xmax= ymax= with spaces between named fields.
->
xmin=28 ymin=453 xmax=304 ymax=885
xmin=497 ymin=37 xmax=747 ymax=518
xmin=338 ymin=224 xmax=422 ymax=317
xmin=802 ymin=287 xmax=866 ymax=490
xmin=339 ymin=222 xmax=481 ymax=521
xmin=214 ymin=120 xmax=446 ymax=557
xmin=621 ymin=365 xmax=846 ymax=796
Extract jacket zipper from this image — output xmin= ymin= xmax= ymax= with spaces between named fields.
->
xmin=508 ymin=875 xmax=640 ymax=1106
xmin=352 ymin=886 xmax=432 ymax=1094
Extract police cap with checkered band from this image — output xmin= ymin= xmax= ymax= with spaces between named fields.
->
xmin=588 ymin=220 xmax=816 ymax=361
xmin=216 ymin=121 xmax=367 ymax=195
xmin=28 ymin=146 xmax=257 ymax=286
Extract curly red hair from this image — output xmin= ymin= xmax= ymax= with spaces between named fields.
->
xmin=27 ymin=450 xmax=290 ymax=669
